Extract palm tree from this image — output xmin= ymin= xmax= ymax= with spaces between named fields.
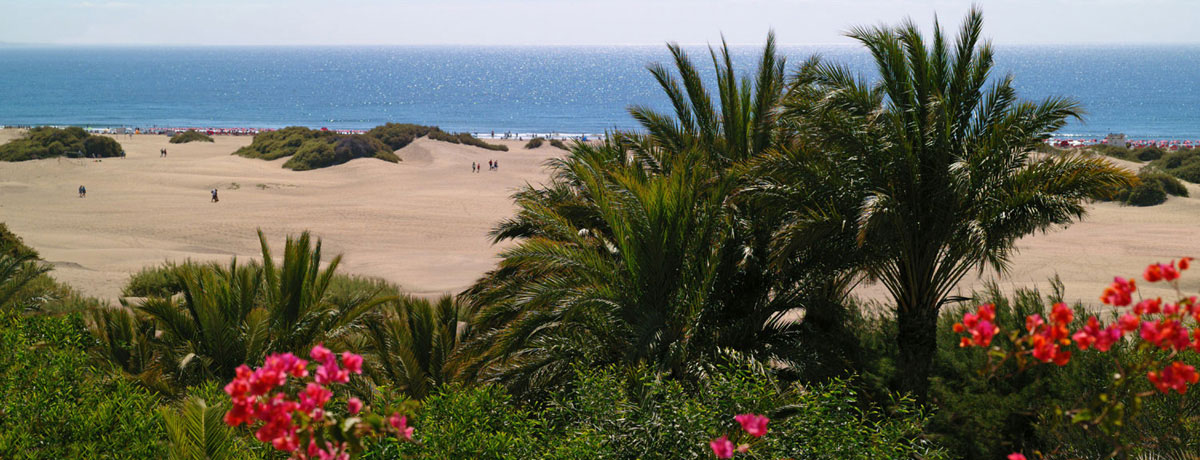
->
xmin=781 ymin=9 xmax=1134 ymax=399
xmin=363 ymin=294 xmax=473 ymax=399
xmin=92 ymin=231 xmax=388 ymax=388
xmin=0 ymin=251 xmax=50 ymax=313
xmin=460 ymin=35 xmax=864 ymax=394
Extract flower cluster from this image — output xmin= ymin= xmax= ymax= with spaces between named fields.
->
xmin=708 ymin=413 xmax=769 ymax=458
xmin=224 ymin=344 xmax=414 ymax=459
xmin=953 ymin=304 xmax=998 ymax=347
xmin=957 ymin=258 xmax=1200 ymax=393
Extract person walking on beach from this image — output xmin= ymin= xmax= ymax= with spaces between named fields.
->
xmin=78 ymin=185 xmax=86 ymax=198
xmin=211 ymin=189 xmax=219 ymax=203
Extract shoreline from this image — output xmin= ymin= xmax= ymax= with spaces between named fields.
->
xmin=0 ymin=124 xmax=610 ymax=142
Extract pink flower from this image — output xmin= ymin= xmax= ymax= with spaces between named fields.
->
xmin=311 ymin=344 xmax=333 ymax=363
xmin=347 ymin=397 xmax=362 ymax=415
xmin=1007 ymin=454 xmax=1027 ymax=460
xmin=709 ymin=436 xmax=734 ymax=458
xmin=389 ymin=413 xmax=414 ymax=441
xmin=342 ymin=351 xmax=364 ymax=374
xmin=733 ymin=413 xmax=769 ymax=437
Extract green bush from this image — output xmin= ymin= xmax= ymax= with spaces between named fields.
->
xmin=234 ymin=127 xmax=396 ymax=170
xmin=0 ymin=126 xmax=122 ymax=161
xmin=122 ymin=261 xmax=193 ymax=298
xmin=524 ymin=137 xmax=545 ymax=149
xmin=168 ymin=130 xmax=214 ymax=144
xmin=0 ymin=222 xmax=38 ymax=259
xmin=1134 ymin=145 xmax=1165 ymax=161
xmin=368 ymin=366 xmax=947 ymax=459
xmin=427 ymin=130 xmax=508 ymax=151
xmin=549 ymin=139 xmax=570 ymax=150
xmin=0 ymin=311 xmax=166 ymax=458
xmin=1124 ymin=179 xmax=1167 ymax=206
xmin=1148 ymin=148 xmax=1200 ymax=183
xmin=364 ymin=123 xmax=439 ymax=150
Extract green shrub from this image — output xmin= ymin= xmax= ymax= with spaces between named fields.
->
xmin=427 ymin=130 xmax=508 ymax=151
xmin=1124 ymin=179 xmax=1167 ymax=206
xmin=367 ymin=366 xmax=947 ymax=459
xmin=1140 ymin=167 xmax=1188 ymax=197
xmin=524 ymin=137 xmax=545 ymax=149
xmin=1149 ymin=148 xmax=1200 ymax=183
xmin=122 ymin=261 xmax=193 ymax=298
xmin=1134 ymin=145 xmax=1165 ymax=161
xmin=0 ymin=222 xmax=38 ymax=259
xmin=364 ymin=123 xmax=439 ymax=150
xmin=550 ymin=139 xmax=570 ymax=150
xmin=234 ymin=127 xmax=396 ymax=170
xmin=0 ymin=126 xmax=122 ymax=161
xmin=169 ymin=130 xmax=214 ymax=144
xmin=0 ymin=311 xmax=166 ymax=457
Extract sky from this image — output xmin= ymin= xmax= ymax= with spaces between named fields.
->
xmin=2 ymin=0 xmax=1199 ymax=46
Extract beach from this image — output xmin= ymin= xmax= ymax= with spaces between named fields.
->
xmin=0 ymin=127 xmax=1195 ymax=305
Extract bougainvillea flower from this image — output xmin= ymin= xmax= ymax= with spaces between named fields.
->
xmin=390 ymin=413 xmax=414 ymax=441
xmin=734 ymin=413 xmax=769 ymax=437
xmin=1007 ymin=454 xmax=1027 ymax=460
xmin=1148 ymin=362 xmax=1200 ymax=394
xmin=347 ymin=397 xmax=362 ymax=415
xmin=709 ymin=436 xmax=734 ymax=459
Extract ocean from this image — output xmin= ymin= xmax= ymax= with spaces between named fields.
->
xmin=1 ymin=45 xmax=1198 ymax=139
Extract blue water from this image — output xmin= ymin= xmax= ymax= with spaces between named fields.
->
xmin=0 ymin=45 xmax=1198 ymax=138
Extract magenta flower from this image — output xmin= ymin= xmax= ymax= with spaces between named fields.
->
xmin=709 ymin=436 xmax=734 ymax=458
xmin=734 ymin=413 xmax=769 ymax=437
xmin=347 ymin=397 xmax=362 ymax=415
xmin=342 ymin=351 xmax=364 ymax=374
xmin=389 ymin=413 xmax=414 ymax=441
xmin=310 ymin=344 xmax=333 ymax=362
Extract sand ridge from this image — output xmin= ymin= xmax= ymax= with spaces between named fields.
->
xmin=0 ymin=128 xmax=1196 ymax=308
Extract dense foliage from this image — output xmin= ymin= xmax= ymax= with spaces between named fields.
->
xmin=0 ymin=126 xmax=123 ymax=161
xmin=1149 ymin=148 xmax=1200 ymax=183
xmin=0 ymin=311 xmax=166 ymax=457
xmin=368 ymin=366 xmax=946 ymax=459
xmin=168 ymin=130 xmax=215 ymax=143
xmin=233 ymin=126 xmax=399 ymax=170
xmin=549 ymin=139 xmax=570 ymax=150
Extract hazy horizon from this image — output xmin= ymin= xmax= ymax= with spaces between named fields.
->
xmin=3 ymin=0 xmax=1200 ymax=47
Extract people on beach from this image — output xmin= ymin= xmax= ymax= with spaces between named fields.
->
xmin=160 ymin=148 xmax=167 ymax=157
xmin=78 ymin=185 xmax=86 ymax=198
xmin=211 ymin=189 xmax=219 ymax=203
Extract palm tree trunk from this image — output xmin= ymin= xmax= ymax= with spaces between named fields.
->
xmin=895 ymin=298 xmax=939 ymax=403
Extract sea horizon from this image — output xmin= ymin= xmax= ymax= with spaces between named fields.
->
xmin=3 ymin=44 xmax=1200 ymax=138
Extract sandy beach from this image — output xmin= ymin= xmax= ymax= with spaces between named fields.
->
xmin=0 ymin=127 xmax=1196 ymax=306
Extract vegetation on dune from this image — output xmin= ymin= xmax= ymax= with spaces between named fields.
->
xmin=426 ymin=130 xmax=508 ymax=151
xmin=549 ymin=138 xmax=570 ymax=150
xmin=233 ymin=126 xmax=398 ymax=171
xmin=1103 ymin=166 xmax=1188 ymax=206
xmin=235 ymin=124 xmax=507 ymax=170
xmin=0 ymin=126 xmax=123 ymax=161
xmin=168 ymin=129 xmax=215 ymax=144
xmin=523 ymin=137 xmax=544 ymax=149
xmin=1150 ymin=148 xmax=1200 ymax=183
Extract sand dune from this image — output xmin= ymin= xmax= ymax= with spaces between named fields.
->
xmin=0 ymin=129 xmax=559 ymax=299
xmin=0 ymin=128 xmax=1195 ymax=307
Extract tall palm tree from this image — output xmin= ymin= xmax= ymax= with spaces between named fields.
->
xmin=0 ymin=251 xmax=50 ymax=313
xmin=781 ymin=9 xmax=1134 ymax=399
